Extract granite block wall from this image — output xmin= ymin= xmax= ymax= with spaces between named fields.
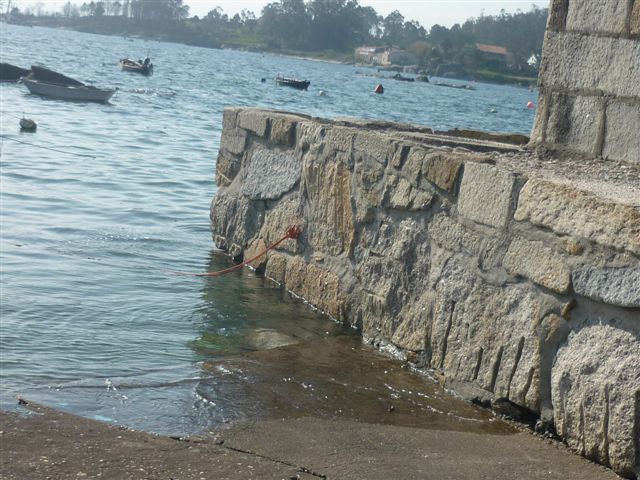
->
xmin=211 ymin=108 xmax=640 ymax=478
xmin=532 ymin=0 xmax=640 ymax=165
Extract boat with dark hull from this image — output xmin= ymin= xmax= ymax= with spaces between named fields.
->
xmin=0 ymin=63 xmax=31 ymax=82
xmin=29 ymin=65 xmax=85 ymax=86
xmin=392 ymin=73 xmax=415 ymax=82
xmin=120 ymin=58 xmax=153 ymax=76
xmin=22 ymin=65 xmax=116 ymax=103
xmin=434 ymin=81 xmax=476 ymax=91
xmin=275 ymin=75 xmax=310 ymax=90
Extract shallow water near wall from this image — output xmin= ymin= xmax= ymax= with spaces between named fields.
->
xmin=1 ymin=24 xmax=536 ymax=435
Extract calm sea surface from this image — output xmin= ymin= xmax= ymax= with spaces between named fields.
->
xmin=0 ymin=24 xmax=537 ymax=435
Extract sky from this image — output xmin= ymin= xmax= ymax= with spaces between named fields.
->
xmin=10 ymin=1 xmax=550 ymax=28
xmin=186 ymin=1 xmax=549 ymax=27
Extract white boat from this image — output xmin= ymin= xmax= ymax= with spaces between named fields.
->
xmin=22 ymin=77 xmax=116 ymax=103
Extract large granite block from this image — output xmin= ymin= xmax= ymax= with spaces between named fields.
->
xmin=566 ymin=0 xmax=629 ymax=34
xmin=353 ymin=131 xmax=396 ymax=166
xmin=503 ymin=238 xmax=571 ymax=294
xmin=241 ymin=145 xmax=301 ymax=200
xmin=284 ymin=256 xmax=347 ymax=322
xmin=422 ymin=152 xmax=463 ymax=193
xmin=603 ymin=101 xmax=640 ymax=166
xmin=545 ymin=93 xmax=603 ymax=155
xmin=539 ymin=32 xmax=640 ymax=99
xmin=429 ymin=258 xmax=544 ymax=412
xmin=514 ymin=179 xmax=640 ymax=256
xmin=304 ymin=154 xmax=355 ymax=256
xmin=222 ymin=107 xmax=240 ymax=132
xmin=457 ymin=162 xmax=516 ymax=228
xmin=269 ymin=116 xmax=297 ymax=146
xmin=219 ymin=128 xmax=247 ymax=155
xmin=572 ymin=266 xmax=640 ymax=308
xmin=552 ymin=325 xmax=640 ymax=478
xmin=238 ymin=110 xmax=269 ymax=137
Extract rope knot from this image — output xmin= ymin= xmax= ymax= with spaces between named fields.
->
xmin=286 ymin=225 xmax=302 ymax=240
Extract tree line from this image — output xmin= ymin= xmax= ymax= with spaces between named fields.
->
xmin=7 ymin=0 xmax=548 ymax=73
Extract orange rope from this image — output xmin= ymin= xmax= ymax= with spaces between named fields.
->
xmin=174 ymin=225 xmax=302 ymax=277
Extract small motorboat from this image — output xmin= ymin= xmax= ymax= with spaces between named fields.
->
xmin=0 ymin=63 xmax=31 ymax=82
xmin=275 ymin=75 xmax=310 ymax=90
xmin=119 ymin=57 xmax=153 ymax=76
xmin=392 ymin=73 xmax=414 ymax=82
xmin=22 ymin=66 xmax=116 ymax=103
xmin=434 ymin=81 xmax=476 ymax=91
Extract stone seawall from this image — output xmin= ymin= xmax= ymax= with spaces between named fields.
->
xmin=531 ymin=0 xmax=640 ymax=165
xmin=210 ymin=107 xmax=640 ymax=478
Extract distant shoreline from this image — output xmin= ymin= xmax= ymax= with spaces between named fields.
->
xmin=5 ymin=17 xmax=536 ymax=88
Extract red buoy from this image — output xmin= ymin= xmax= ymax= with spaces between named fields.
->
xmin=527 ymin=101 xmax=535 ymax=109
xmin=374 ymin=84 xmax=384 ymax=94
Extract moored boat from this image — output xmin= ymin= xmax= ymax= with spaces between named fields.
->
xmin=434 ymin=81 xmax=476 ymax=91
xmin=29 ymin=65 xmax=85 ymax=86
xmin=392 ymin=73 xmax=415 ymax=82
xmin=275 ymin=75 xmax=310 ymax=90
xmin=120 ymin=58 xmax=153 ymax=76
xmin=22 ymin=78 xmax=116 ymax=102
xmin=0 ymin=63 xmax=31 ymax=82
xmin=22 ymin=66 xmax=116 ymax=103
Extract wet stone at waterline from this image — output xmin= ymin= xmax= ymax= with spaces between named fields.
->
xmin=197 ymin=336 xmax=514 ymax=435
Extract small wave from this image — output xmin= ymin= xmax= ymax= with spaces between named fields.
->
xmin=128 ymin=88 xmax=177 ymax=97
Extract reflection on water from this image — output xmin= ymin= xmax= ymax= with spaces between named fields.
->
xmin=189 ymin=251 xmax=352 ymax=358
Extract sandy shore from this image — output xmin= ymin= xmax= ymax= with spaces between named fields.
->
xmin=1 ymin=400 xmax=620 ymax=480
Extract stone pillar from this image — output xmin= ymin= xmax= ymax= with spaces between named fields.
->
xmin=531 ymin=0 xmax=640 ymax=166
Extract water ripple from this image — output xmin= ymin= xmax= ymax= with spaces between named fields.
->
xmin=0 ymin=23 xmax=537 ymax=435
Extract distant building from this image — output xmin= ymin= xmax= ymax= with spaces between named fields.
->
xmin=355 ymin=46 xmax=418 ymax=67
xmin=475 ymin=43 xmax=514 ymax=68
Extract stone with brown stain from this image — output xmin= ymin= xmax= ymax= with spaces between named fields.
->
xmin=269 ymin=117 xmax=297 ymax=146
xmin=422 ymin=152 xmax=463 ymax=192
xmin=284 ymin=256 xmax=347 ymax=322
xmin=304 ymin=155 xmax=355 ymax=256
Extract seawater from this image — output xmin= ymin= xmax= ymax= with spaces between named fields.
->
xmin=0 ymin=24 xmax=537 ymax=435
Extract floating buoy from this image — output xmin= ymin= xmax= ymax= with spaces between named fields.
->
xmin=19 ymin=117 xmax=37 ymax=132
xmin=374 ymin=84 xmax=384 ymax=94
xmin=260 ymin=77 xmax=266 ymax=83
xmin=490 ymin=108 xmax=498 ymax=114
xmin=318 ymin=90 xmax=327 ymax=96
xmin=527 ymin=101 xmax=535 ymax=109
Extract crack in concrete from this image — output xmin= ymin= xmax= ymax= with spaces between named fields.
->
xmin=223 ymin=444 xmax=328 ymax=479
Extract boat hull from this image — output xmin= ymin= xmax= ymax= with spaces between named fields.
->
xmin=22 ymin=78 xmax=115 ymax=102
xmin=276 ymin=77 xmax=310 ymax=90
xmin=0 ymin=63 xmax=31 ymax=82
xmin=120 ymin=60 xmax=153 ymax=76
